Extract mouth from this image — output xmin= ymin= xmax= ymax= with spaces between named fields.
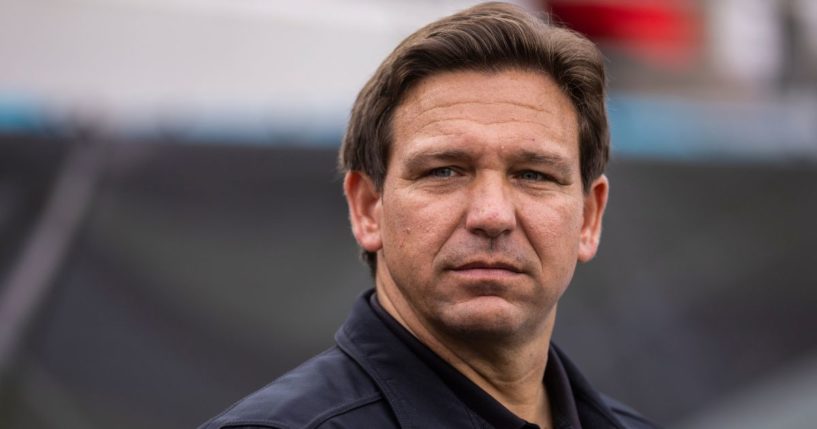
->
xmin=451 ymin=261 xmax=523 ymax=275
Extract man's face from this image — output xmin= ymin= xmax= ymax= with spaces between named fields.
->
xmin=346 ymin=68 xmax=608 ymax=343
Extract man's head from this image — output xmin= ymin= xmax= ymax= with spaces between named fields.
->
xmin=340 ymin=2 xmax=609 ymax=275
xmin=341 ymin=2 xmax=609 ymax=343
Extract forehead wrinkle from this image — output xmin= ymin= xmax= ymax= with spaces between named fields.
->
xmin=409 ymin=118 xmax=559 ymax=138
xmin=411 ymin=99 xmax=553 ymax=115
xmin=396 ymin=116 xmax=578 ymax=169
xmin=398 ymin=100 xmax=555 ymax=131
xmin=396 ymin=98 xmax=564 ymax=140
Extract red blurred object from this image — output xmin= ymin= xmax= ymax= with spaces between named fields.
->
xmin=544 ymin=0 xmax=699 ymax=68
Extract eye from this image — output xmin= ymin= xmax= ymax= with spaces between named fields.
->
xmin=427 ymin=167 xmax=457 ymax=178
xmin=516 ymin=170 xmax=550 ymax=181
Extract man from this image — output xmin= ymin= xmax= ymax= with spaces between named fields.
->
xmin=201 ymin=2 xmax=658 ymax=428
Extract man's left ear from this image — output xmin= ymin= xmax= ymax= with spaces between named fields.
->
xmin=577 ymin=174 xmax=609 ymax=263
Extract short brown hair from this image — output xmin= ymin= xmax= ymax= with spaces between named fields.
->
xmin=340 ymin=1 xmax=609 ymax=273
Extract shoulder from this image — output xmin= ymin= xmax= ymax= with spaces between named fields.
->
xmin=601 ymin=394 xmax=664 ymax=429
xmin=198 ymin=346 xmax=397 ymax=429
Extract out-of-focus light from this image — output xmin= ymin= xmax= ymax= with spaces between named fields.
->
xmin=544 ymin=0 xmax=700 ymax=68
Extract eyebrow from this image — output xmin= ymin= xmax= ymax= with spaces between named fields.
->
xmin=508 ymin=149 xmax=574 ymax=178
xmin=402 ymin=148 xmax=574 ymax=177
xmin=403 ymin=149 xmax=474 ymax=173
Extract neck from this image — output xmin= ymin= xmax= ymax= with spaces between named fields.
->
xmin=376 ymin=283 xmax=557 ymax=428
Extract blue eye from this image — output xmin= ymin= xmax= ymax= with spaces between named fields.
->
xmin=429 ymin=167 xmax=456 ymax=178
xmin=518 ymin=170 xmax=547 ymax=181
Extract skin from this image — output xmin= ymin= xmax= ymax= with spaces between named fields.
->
xmin=344 ymin=69 xmax=608 ymax=428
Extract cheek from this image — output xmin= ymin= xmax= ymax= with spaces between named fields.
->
xmin=522 ymin=198 xmax=584 ymax=259
xmin=381 ymin=189 xmax=463 ymax=258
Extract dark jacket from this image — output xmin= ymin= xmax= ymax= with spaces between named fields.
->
xmin=200 ymin=291 xmax=659 ymax=429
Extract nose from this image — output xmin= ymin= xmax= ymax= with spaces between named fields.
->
xmin=464 ymin=173 xmax=517 ymax=239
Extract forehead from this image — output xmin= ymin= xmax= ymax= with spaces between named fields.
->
xmin=391 ymin=68 xmax=579 ymax=162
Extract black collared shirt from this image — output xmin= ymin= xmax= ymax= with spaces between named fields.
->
xmin=200 ymin=289 xmax=660 ymax=429
xmin=369 ymin=293 xmax=582 ymax=429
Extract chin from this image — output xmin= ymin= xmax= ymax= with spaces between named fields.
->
xmin=432 ymin=298 xmax=538 ymax=342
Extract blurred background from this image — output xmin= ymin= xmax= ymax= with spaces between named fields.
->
xmin=1 ymin=0 xmax=816 ymax=428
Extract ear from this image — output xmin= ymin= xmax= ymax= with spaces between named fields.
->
xmin=344 ymin=171 xmax=383 ymax=253
xmin=577 ymin=174 xmax=609 ymax=263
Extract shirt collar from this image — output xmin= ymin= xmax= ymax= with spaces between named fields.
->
xmin=336 ymin=289 xmax=625 ymax=429
xmin=546 ymin=344 xmax=584 ymax=429
xmin=368 ymin=291 xmax=583 ymax=429
xmin=336 ymin=290 xmax=480 ymax=429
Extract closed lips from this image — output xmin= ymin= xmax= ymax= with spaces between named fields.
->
xmin=454 ymin=262 xmax=522 ymax=273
